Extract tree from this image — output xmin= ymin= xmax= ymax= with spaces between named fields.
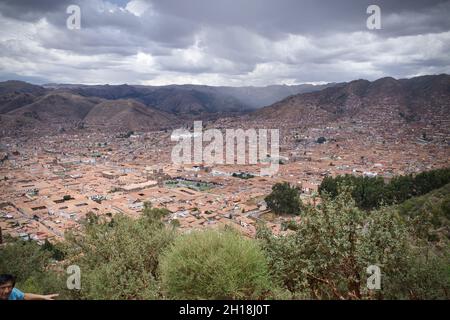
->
xmin=170 ymin=219 xmax=180 ymax=228
xmin=84 ymin=211 xmax=99 ymax=225
xmin=0 ymin=239 xmax=51 ymax=284
xmin=316 ymin=137 xmax=326 ymax=144
xmin=258 ymin=192 xmax=404 ymax=299
xmin=318 ymin=168 xmax=450 ymax=210
xmin=42 ymin=239 xmax=65 ymax=261
xmin=265 ymin=182 xmax=302 ymax=215
xmin=258 ymin=186 xmax=450 ymax=299
xmin=318 ymin=176 xmax=339 ymax=198
xmin=142 ymin=202 xmax=170 ymax=226
xmin=159 ymin=228 xmax=273 ymax=299
xmin=382 ymin=244 xmax=450 ymax=299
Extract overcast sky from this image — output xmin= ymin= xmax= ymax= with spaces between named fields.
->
xmin=0 ymin=0 xmax=449 ymax=86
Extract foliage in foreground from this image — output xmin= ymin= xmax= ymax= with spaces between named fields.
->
xmin=257 ymin=189 xmax=450 ymax=299
xmin=396 ymin=182 xmax=450 ymax=242
xmin=64 ymin=205 xmax=175 ymax=299
xmin=1 ymin=187 xmax=449 ymax=300
xmin=159 ymin=228 xmax=273 ymax=299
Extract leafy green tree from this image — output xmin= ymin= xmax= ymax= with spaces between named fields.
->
xmin=382 ymin=245 xmax=450 ymax=299
xmin=160 ymin=228 xmax=273 ymax=299
xmin=413 ymin=168 xmax=450 ymax=196
xmin=83 ymin=211 xmax=99 ymax=225
xmin=258 ymin=185 xmax=450 ymax=299
xmin=170 ymin=219 xmax=180 ymax=228
xmin=265 ymin=182 xmax=302 ymax=215
xmin=319 ymin=167 xmax=450 ymax=210
xmin=0 ymin=239 xmax=51 ymax=284
xmin=386 ymin=174 xmax=415 ymax=203
xmin=142 ymin=201 xmax=171 ymax=225
xmin=42 ymin=239 xmax=65 ymax=261
xmin=318 ymin=176 xmax=339 ymax=198
xmin=316 ymin=137 xmax=326 ymax=144
xmin=257 ymin=189 xmax=412 ymax=299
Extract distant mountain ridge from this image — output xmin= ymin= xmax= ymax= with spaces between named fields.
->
xmin=0 ymin=74 xmax=448 ymax=135
xmin=84 ymin=99 xmax=180 ymax=131
xmin=0 ymin=80 xmax=334 ymax=134
xmin=43 ymin=82 xmax=334 ymax=113
xmin=251 ymin=74 xmax=450 ymax=126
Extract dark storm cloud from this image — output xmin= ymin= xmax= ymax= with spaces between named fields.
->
xmin=0 ymin=0 xmax=449 ymax=85
xmin=152 ymin=0 xmax=450 ymax=37
xmin=2 ymin=0 xmax=449 ymax=39
xmin=0 ymin=0 xmax=199 ymax=54
xmin=0 ymin=0 xmax=73 ymax=22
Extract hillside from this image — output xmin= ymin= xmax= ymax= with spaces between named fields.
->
xmin=1 ymin=74 xmax=449 ymax=135
xmin=45 ymin=83 xmax=334 ymax=114
xmin=84 ymin=99 xmax=179 ymax=131
xmin=397 ymin=182 xmax=450 ymax=241
xmin=8 ymin=92 xmax=101 ymax=123
xmin=0 ymin=80 xmax=47 ymax=96
xmin=0 ymin=81 xmax=48 ymax=114
xmin=252 ymin=74 xmax=450 ymax=126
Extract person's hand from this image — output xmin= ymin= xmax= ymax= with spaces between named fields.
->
xmin=42 ymin=293 xmax=59 ymax=300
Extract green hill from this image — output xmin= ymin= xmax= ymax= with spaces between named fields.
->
xmin=397 ymin=182 xmax=450 ymax=242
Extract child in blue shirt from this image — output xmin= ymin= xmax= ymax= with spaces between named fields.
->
xmin=0 ymin=274 xmax=59 ymax=300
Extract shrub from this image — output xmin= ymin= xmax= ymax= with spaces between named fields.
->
xmin=65 ymin=205 xmax=175 ymax=299
xmin=160 ymin=229 xmax=272 ymax=299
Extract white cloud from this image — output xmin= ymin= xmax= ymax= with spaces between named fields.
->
xmin=0 ymin=1 xmax=449 ymax=85
xmin=125 ymin=0 xmax=152 ymax=17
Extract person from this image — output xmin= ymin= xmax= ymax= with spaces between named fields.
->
xmin=0 ymin=274 xmax=59 ymax=300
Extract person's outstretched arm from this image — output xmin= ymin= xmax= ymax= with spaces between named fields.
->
xmin=24 ymin=293 xmax=59 ymax=300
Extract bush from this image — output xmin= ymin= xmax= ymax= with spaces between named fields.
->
xmin=160 ymin=229 xmax=273 ymax=299
xmin=0 ymin=240 xmax=50 ymax=282
xmin=383 ymin=246 xmax=450 ymax=299
xmin=397 ymin=182 xmax=450 ymax=242
xmin=65 ymin=205 xmax=175 ymax=299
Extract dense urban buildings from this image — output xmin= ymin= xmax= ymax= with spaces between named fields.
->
xmin=1 ymin=76 xmax=449 ymax=243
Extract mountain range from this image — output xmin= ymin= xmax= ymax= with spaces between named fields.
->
xmin=0 ymin=81 xmax=332 ymax=133
xmin=251 ymin=74 xmax=450 ymax=126
xmin=0 ymin=74 xmax=449 ymax=135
